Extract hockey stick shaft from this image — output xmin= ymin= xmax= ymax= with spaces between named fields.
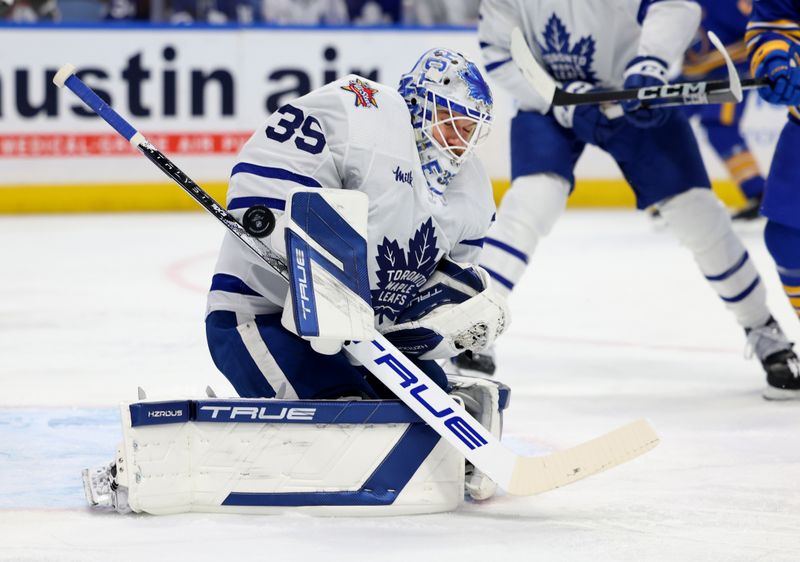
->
xmin=510 ymin=27 xmax=767 ymax=108
xmin=54 ymin=63 xmax=659 ymax=496
xmin=549 ymin=77 xmax=767 ymax=107
xmin=53 ymin=65 xmax=289 ymax=281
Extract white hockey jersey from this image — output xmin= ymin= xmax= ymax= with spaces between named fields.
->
xmin=207 ymin=75 xmax=496 ymax=328
xmin=479 ymin=0 xmax=701 ymax=112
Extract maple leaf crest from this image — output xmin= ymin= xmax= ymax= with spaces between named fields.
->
xmin=371 ymin=219 xmax=441 ymax=323
xmin=538 ymin=14 xmax=597 ymax=83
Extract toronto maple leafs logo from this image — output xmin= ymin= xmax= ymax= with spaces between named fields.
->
xmin=537 ymin=14 xmax=597 ymax=83
xmin=459 ymin=62 xmax=493 ymax=108
xmin=372 ymin=218 xmax=440 ymax=323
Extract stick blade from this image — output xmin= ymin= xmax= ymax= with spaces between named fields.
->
xmin=708 ymin=31 xmax=743 ymax=102
xmin=507 ymin=419 xmax=659 ymax=496
xmin=509 ymin=27 xmax=557 ymax=105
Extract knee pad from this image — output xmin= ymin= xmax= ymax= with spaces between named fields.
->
xmin=657 ymin=188 xmax=731 ymax=254
xmin=496 ymin=173 xmax=570 ymax=247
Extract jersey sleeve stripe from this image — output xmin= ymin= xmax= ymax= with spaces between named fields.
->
xmin=682 ymin=42 xmax=748 ymax=78
xmin=485 ymin=57 xmax=513 ymax=73
xmin=230 ymin=162 xmax=322 ymax=188
xmin=748 ymin=39 xmax=793 ymax=76
xmin=459 ymin=237 xmax=485 ymax=248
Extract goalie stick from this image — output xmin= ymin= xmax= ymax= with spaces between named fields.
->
xmin=510 ymin=27 xmax=768 ymax=109
xmin=53 ymin=64 xmax=659 ymax=497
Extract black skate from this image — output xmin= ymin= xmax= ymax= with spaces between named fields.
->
xmin=732 ymin=195 xmax=763 ymax=221
xmin=760 ymin=349 xmax=800 ymax=400
xmin=451 ymin=348 xmax=496 ymax=377
xmin=745 ymin=317 xmax=800 ymax=400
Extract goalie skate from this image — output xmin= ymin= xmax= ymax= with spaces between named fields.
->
xmin=82 ymin=456 xmax=131 ymax=514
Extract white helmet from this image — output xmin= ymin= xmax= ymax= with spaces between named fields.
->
xmin=399 ymin=48 xmax=493 ymax=192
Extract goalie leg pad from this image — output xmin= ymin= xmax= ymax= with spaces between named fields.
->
xmin=658 ymin=187 xmax=770 ymax=328
xmin=92 ymin=398 xmax=464 ymax=516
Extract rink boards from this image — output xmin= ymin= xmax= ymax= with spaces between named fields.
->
xmin=0 ymin=25 xmax=790 ymax=212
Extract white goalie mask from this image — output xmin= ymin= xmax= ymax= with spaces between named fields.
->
xmin=399 ymin=48 xmax=493 ymax=192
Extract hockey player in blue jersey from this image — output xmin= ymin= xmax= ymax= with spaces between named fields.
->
xmin=745 ymin=0 xmax=800 ymax=394
xmin=468 ymin=0 xmax=800 ymax=399
xmin=683 ymin=0 xmax=766 ymax=220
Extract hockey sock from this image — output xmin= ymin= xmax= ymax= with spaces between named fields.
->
xmin=659 ymin=188 xmax=770 ymax=328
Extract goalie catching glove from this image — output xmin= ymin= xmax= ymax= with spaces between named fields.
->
xmin=381 ymin=259 xmax=510 ymax=360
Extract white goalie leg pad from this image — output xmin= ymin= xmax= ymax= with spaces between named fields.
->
xmin=103 ymin=398 xmax=464 ymax=516
xmin=448 ymin=375 xmax=510 ymax=500
xmin=480 ymin=173 xmax=570 ymax=296
xmin=276 ymin=188 xmax=374 ymax=351
xmin=658 ymin=188 xmax=770 ymax=328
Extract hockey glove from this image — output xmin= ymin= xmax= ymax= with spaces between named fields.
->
xmin=380 ymin=259 xmax=510 ymax=360
xmin=755 ymin=49 xmax=800 ymax=106
xmin=621 ymin=56 xmax=674 ymax=128
xmin=553 ymin=81 xmax=623 ymax=145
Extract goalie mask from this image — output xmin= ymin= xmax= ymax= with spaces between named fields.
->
xmin=399 ymin=48 xmax=493 ymax=191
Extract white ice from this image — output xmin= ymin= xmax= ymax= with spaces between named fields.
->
xmin=1 ymin=210 xmax=799 ymax=561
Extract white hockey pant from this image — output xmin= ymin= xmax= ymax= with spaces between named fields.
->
xmin=479 ymin=173 xmax=570 ymax=296
xmin=657 ymin=188 xmax=770 ymax=329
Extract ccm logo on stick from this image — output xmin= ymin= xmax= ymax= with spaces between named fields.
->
xmin=200 ymin=406 xmax=317 ymax=421
xmin=373 ymin=348 xmax=488 ymax=450
xmin=638 ymin=82 xmax=706 ymax=100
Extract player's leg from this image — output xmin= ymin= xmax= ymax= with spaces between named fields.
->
xmin=761 ymin=119 xmax=800 ymax=324
xmin=756 ymin=119 xmax=800 ymax=398
xmin=699 ymin=96 xmax=765 ymax=220
xmin=206 ymin=310 xmax=379 ymax=399
xmin=607 ymin=111 xmax=797 ymax=389
xmin=479 ymin=111 xmax=584 ymax=297
xmin=456 ymin=112 xmax=582 ymax=376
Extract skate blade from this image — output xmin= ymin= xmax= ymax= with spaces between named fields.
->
xmin=81 ymin=468 xmax=99 ymax=506
xmin=762 ymin=386 xmax=800 ymax=401
xmin=81 ymin=467 xmax=111 ymax=507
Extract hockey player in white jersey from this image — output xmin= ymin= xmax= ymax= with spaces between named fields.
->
xmin=467 ymin=0 xmax=800 ymax=397
xmin=202 ymin=48 xmax=509 ymax=499
xmin=80 ymin=50 xmax=512 ymax=513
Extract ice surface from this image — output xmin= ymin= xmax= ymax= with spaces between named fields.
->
xmin=1 ymin=211 xmax=799 ymax=561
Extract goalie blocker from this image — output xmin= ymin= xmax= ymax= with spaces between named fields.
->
xmin=83 ymin=392 xmax=509 ymax=516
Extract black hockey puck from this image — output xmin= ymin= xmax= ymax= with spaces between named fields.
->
xmin=242 ymin=205 xmax=276 ymax=238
